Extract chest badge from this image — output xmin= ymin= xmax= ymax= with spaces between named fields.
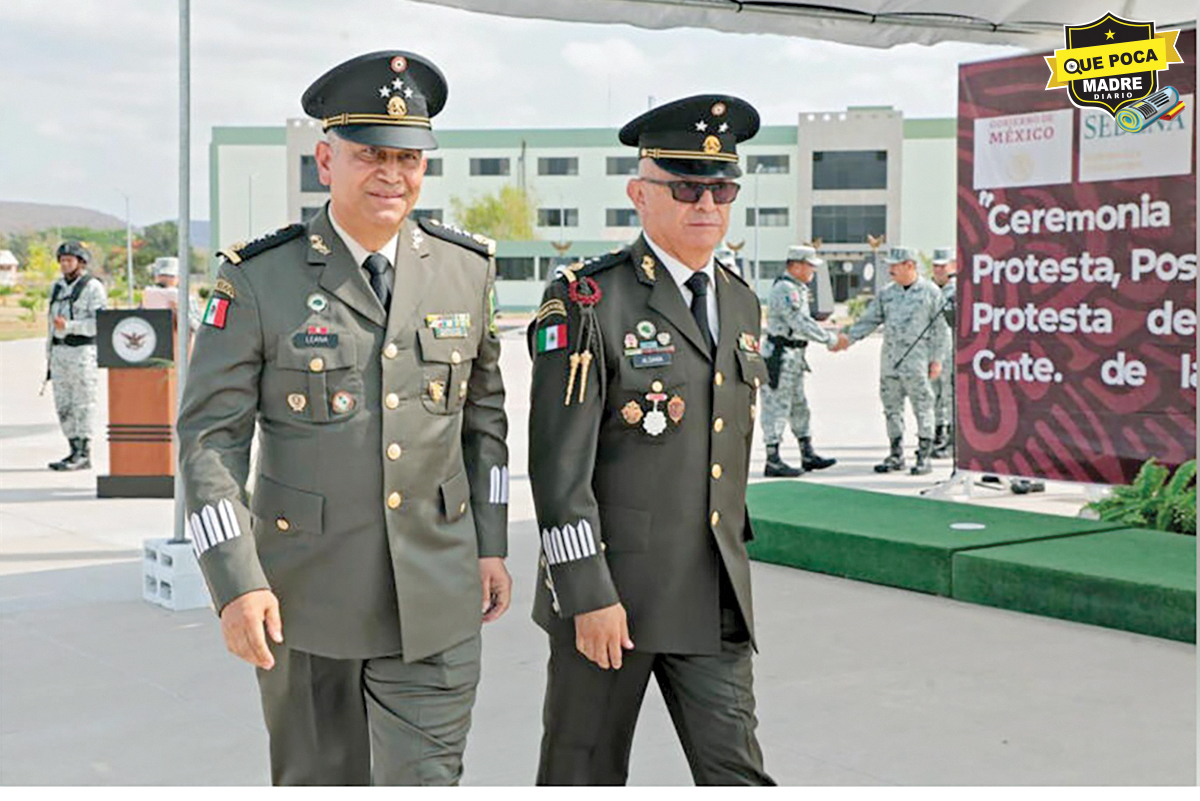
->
xmin=306 ymin=293 xmax=328 ymax=313
xmin=330 ymin=390 xmax=355 ymax=414
xmin=287 ymin=393 xmax=307 ymax=413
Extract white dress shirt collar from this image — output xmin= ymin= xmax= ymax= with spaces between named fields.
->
xmin=328 ymin=207 xmax=399 ymax=269
xmin=643 ymin=233 xmax=721 ymax=344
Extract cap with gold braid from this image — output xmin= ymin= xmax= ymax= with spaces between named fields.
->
xmin=619 ymin=94 xmax=760 ymax=178
xmin=301 ymin=50 xmax=447 ymax=151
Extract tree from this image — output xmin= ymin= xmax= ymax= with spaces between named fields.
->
xmin=449 ymin=185 xmax=537 ymax=241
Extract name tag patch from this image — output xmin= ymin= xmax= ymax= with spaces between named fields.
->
xmin=293 ymin=332 xmax=339 ymax=348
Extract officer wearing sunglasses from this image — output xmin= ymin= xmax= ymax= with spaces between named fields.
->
xmin=527 ymin=94 xmax=774 ymax=785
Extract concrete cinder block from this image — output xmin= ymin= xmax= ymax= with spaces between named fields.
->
xmin=141 ymin=538 xmax=211 ymax=611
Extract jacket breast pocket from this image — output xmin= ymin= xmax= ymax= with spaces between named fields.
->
xmin=734 ymin=349 xmax=769 ymax=433
xmin=417 ymin=327 xmax=478 ymax=415
xmin=614 ymin=362 xmax=688 ymax=442
xmin=251 ymin=475 xmax=324 ymax=536
xmin=265 ymin=333 xmax=362 ymax=424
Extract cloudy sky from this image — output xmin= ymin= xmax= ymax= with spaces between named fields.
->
xmin=0 ymin=0 xmax=1025 ymax=226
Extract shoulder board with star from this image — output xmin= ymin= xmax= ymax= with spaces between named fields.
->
xmin=218 ymin=224 xmax=306 ymax=265
xmin=418 ymin=218 xmax=496 ymax=257
xmin=554 ymin=248 xmax=629 ymax=284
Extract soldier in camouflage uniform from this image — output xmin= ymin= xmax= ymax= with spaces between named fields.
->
xmin=760 ymin=245 xmax=842 ymax=477
xmin=45 ymin=241 xmax=106 ymax=471
xmin=842 ymin=246 xmax=947 ymax=476
xmin=929 ymin=247 xmax=956 ymax=458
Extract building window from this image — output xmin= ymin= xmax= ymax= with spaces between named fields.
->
xmin=496 ymin=257 xmax=535 ymax=280
xmin=606 ymin=208 xmax=639 ymax=227
xmin=812 ymin=150 xmax=887 ymax=190
xmin=747 ymin=155 xmax=789 ymax=174
xmin=470 ymin=157 xmax=510 ymax=176
xmin=301 ymin=206 xmax=323 ymax=222
xmin=537 ymin=208 xmax=579 ymax=227
xmin=746 ymin=208 xmax=789 ymax=227
xmin=425 ymin=158 xmax=443 ymax=176
xmin=606 ymin=156 xmax=640 ymax=175
xmin=756 ymin=260 xmax=787 ymax=279
xmin=811 ymin=204 xmax=887 ymax=244
xmin=538 ymin=157 xmax=578 ymax=176
xmin=410 ymin=208 xmax=442 ymax=223
xmin=300 ymin=156 xmax=327 ymax=193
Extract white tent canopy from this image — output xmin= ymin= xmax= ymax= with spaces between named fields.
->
xmin=411 ymin=1 xmax=1195 ymax=49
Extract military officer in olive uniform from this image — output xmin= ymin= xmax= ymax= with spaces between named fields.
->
xmin=177 ymin=51 xmax=511 ymax=786
xmin=760 ymin=244 xmax=843 ymax=477
xmin=929 ymin=247 xmax=957 ymax=458
xmin=842 ymin=246 xmax=947 ymax=476
xmin=528 ymin=95 xmax=774 ymax=786
xmin=45 ymin=241 xmax=106 ymax=471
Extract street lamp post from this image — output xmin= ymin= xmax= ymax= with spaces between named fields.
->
xmin=122 ymin=194 xmax=134 ymax=308
xmin=752 ymin=163 xmax=764 ymax=295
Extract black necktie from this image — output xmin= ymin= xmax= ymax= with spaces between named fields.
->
xmin=363 ymin=253 xmax=390 ymax=310
xmin=685 ymin=271 xmax=715 ymax=355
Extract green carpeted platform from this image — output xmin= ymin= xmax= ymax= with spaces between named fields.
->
xmin=746 ymin=482 xmax=1121 ymax=596
xmin=952 ymin=529 xmax=1197 ymax=643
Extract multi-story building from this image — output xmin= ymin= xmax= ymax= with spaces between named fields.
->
xmin=210 ymin=106 xmax=955 ymax=308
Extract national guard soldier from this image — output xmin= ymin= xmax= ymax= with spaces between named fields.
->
xmin=840 ymin=246 xmax=947 ymax=476
xmin=929 ymin=247 xmax=957 ymax=458
xmin=760 ymin=244 xmax=844 ymax=477
xmin=176 ymin=51 xmax=511 ymax=786
xmin=46 ymin=241 xmax=106 ymax=471
xmin=528 ymin=95 xmax=774 ymax=786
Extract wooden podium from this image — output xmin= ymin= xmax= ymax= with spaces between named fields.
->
xmin=96 ymin=309 xmax=177 ymax=498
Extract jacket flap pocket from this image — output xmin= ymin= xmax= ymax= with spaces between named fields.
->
xmin=275 ymin=332 xmax=357 ymax=371
xmin=440 ymin=470 xmax=471 ymax=523
xmin=598 ymin=503 xmax=650 ymax=553
xmin=417 ymin=327 xmax=479 ymax=364
xmin=735 ymin=348 xmax=768 ymax=388
xmin=251 ymin=475 xmax=324 ymax=535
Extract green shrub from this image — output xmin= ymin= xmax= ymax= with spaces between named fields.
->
xmin=1085 ymin=458 xmax=1196 ymax=535
xmin=846 ymin=295 xmax=870 ymax=323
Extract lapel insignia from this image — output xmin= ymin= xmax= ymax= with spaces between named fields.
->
xmin=306 ymin=293 xmax=328 ymax=313
xmin=309 ymin=234 xmax=331 ymax=255
xmin=411 ymin=227 xmax=424 ymax=251
xmin=640 ymin=254 xmax=657 ymax=282
xmin=287 ymin=393 xmax=307 ymax=413
xmin=621 ymin=400 xmax=644 ymax=426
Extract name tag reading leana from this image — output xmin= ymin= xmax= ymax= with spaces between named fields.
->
xmin=425 ymin=312 xmax=472 ymax=339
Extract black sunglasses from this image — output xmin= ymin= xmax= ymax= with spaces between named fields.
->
xmin=640 ymin=178 xmax=741 ymax=204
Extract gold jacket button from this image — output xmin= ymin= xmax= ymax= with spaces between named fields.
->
xmin=710 ymin=510 xmax=721 ymax=527
xmin=451 ymin=350 xmax=462 ymax=365
xmin=309 ymin=356 xmax=325 ymax=373
xmin=387 ymin=491 xmax=402 ymax=510
xmin=275 ymin=517 xmax=290 ymax=532
xmin=386 ymin=443 xmax=402 ymax=460
xmin=711 ymin=464 xmax=723 ymax=479
xmin=713 ymin=417 xmax=724 ymax=433
xmin=754 ymin=376 xmax=761 ymax=388
xmin=459 ymin=501 xmax=467 ymax=515
xmin=385 ymin=393 xmax=400 ymax=409
xmin=383 ymin=342 xmax=399 ymax=359
xmin=458 ymin=379 xmax=468 ymax=399
xmin=714 ymin=371 xmax=724 ymax=387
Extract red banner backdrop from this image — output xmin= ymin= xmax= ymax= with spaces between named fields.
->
xmin=956 ymin=29 xmax=1196 ymax=484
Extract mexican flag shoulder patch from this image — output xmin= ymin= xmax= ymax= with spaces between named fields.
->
xmin=535 ymin=322 xmax=567 ymax=354
xmin=203 ymin=295 xmax=231 ymax=329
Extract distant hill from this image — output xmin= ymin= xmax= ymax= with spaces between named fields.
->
xmin=0 ymin=201 xmax=127 ymax=236
xmin=147 ymin=219 xmax=211 ymax=248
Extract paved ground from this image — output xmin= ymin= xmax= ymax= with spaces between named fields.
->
xmin=0 ymin=332 xmax=1194 ymax=785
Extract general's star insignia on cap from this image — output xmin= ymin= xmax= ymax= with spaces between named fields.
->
xmin=620 ymin=94 xmax=759 ymax=178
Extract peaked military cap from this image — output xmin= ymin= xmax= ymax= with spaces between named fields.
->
xmin=619 ymin=94 xmax=760 ymax=177
xmin=786 ymin=245 xmax=823 ymax=266
xmin=931 ymin=247 xmax=955 ymax=264
xmin=302 ymin=51 xmax=447 ymax=151
xmin=882 ymin=246 xmax=918 ymax=264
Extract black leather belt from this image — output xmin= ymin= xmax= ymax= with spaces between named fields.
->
xmin=53 ymin=335 xmax=96 ymax=347
xmin=767 ymin=334 xmax=807 ymax=349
